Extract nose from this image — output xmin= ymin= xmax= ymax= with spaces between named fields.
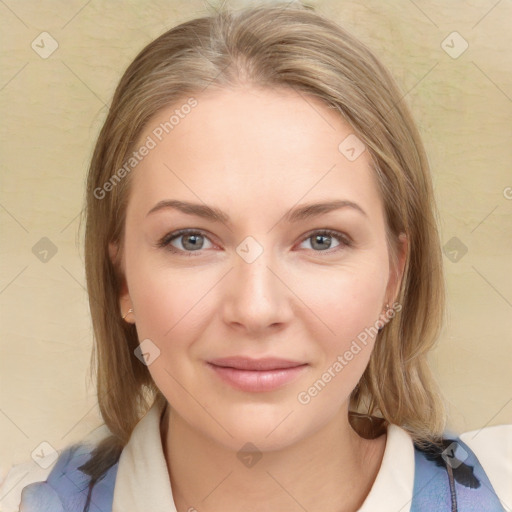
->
xmin=221 ymin=242 xmax=293 ymax=334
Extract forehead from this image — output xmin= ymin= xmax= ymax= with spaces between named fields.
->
xmin=128 ymin=86 xmax=383 ymax=221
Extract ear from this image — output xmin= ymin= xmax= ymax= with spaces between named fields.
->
xmin=109 ymin=241 xmax=134 ymax=323
xmin=385 ymin=232 xmax=408 ymax=306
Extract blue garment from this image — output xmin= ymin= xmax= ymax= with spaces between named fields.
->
xmin=411 ymin=437 xmax=505 ymax=511
xmin=20 ymin=435 xmax=504 ymax=511
xmin=19 ymin=443 xmax=118 ymax=512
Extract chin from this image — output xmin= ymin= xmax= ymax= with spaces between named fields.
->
xmin=199 ymin=404 xmax=321 ymax=453
xmin=213 ymin=423 xmax=305 ymax=454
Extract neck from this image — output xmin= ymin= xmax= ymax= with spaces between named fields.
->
xmin=161 ymin=403 xmax=386 ymax=512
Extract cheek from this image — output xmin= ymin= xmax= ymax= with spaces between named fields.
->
xmin=295 ymin=257 xmax=388 ymax=339
xmin=294 ymin=257 xmax=388 ymax=388
xmin=128 ymin=260 xmax=209 ymax=342
xmin=126 ymin=261 xmax=212 ymax=402
xmin=293 ymin=269 xmax=387 ymax=410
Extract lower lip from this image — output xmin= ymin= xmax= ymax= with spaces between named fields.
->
xmin=207 ymin=363 xmax=308 ymax=392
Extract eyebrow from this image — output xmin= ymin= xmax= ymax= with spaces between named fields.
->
xmin=146 ymin=199 xmax=367 ymax=223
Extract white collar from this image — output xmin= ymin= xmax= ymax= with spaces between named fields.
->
xmin=112 ymin=401 xmax=415 ymax=512
xmin=358 ymin=423 xmax=414 ymax=511
xmin=112 ymin=401 xmax=176 ymax=512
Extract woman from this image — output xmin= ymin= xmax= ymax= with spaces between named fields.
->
xmin=10 ymin=2 xmax=511 ymax=511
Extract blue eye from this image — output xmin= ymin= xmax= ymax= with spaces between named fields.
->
xmin=158 ymin=229 xmax=214 ymax=255
xmin=298 ymin=230 xmax=351 ymax=252
xmin=157 ymin=228 xmax=351 ymax=256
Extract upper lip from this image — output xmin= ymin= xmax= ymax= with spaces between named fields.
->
xmin=208 ymin=357 xmax=307 ymax=371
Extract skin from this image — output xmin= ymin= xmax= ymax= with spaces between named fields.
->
xmin=113 ymin=86 xmax=407 ymax=512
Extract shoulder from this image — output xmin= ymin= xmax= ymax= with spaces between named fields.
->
xmin=18 ymin=444 xmax=96 ymax=512
xmin=19 ymin=444 xmax=89 ymax=508
xmin=411 ymin=424 xmax=512 ymax=511
xmin=20 ymin=442 xmax=119 ymax=512
xmin=459 ymin=424 xmax=512 ymax=507
xmin=0 ymin=427 xmax=118 ymax=512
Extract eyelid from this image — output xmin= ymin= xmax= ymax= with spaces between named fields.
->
xmin=300 ymin=228 xmax=352 ymax=246
xmin=156 ymin=228 xmax=216 ymax=253
xmin=157 ymin=228 xmax=352 ymax=254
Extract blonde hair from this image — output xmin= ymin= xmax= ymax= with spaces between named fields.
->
xmin=81 ymin=1 xmax=446 ymax=481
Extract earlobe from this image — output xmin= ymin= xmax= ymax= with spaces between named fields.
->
xmin=387 ymin=232 xmax=408 ymax=306
xmin=119 ymin=286 xmax=135 ymax=324
xmin=108 ymin=242 xmax=119 ymax=266
xmin=379 ymin=234 xmax=407 ymax=331
xmin=396 ymin=232 xmax=408 ymax=281
xmin=109 ymin=241 xmax=135 ymax=324
xmin=122 ymin=307 xmax=135 ymax=321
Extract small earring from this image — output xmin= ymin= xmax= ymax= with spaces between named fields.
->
xmin=122 ymin=308 xmax=134 ymax=320
xmin=377 ymin=303 xmax=391 ymax=332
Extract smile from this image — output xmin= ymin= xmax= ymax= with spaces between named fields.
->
xmin=206 ymin=362 xmax=309 ymax=392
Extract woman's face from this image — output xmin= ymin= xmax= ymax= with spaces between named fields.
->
xmin=116 ymin=86 xmax=405 ymax=451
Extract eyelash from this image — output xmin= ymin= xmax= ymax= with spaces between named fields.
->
xmin=156 ymin=228 xmax=352 ymax=256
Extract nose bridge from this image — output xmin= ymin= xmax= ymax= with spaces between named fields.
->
xmin=223 ymin=235 xmax=288 ymax=329
xmin=235 ymin=235 xmax=277 ymax=299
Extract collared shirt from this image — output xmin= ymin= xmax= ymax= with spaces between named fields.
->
xmin=111 ymin=401 xmax=512 ymax=512
xmin=2 ymin=400 xmax=511 ymax=511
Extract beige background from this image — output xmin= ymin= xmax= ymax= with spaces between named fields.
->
xmin=0 ymin=0 xmax=511 ymax=477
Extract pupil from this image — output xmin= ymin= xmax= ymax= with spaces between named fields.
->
xmin=314 ymin=234 xmax=330 ymax=250
xmin=184 ymin=234 xmax=202 ymax=250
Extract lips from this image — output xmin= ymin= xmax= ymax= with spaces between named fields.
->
xmin=208 ymin=356 xmax=306 ymax=371
xmin=206 ymin=357 xmax=309 ymax=392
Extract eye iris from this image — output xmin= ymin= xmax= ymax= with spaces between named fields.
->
xmin=169 ymin=231 xmax=341 ymax=252
xmin=312 ymin=234 xmax=331 ymax=251
xmin=182 ymin=233 xmax=203 ymax=251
